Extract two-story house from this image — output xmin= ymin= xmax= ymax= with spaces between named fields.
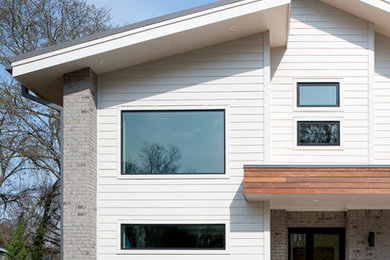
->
xmin=6 ymin=0 xmax=390 ymax=259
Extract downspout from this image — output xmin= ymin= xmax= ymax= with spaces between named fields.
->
xmin=20 ymin=86 xmax=64 ymax=260
xmin=21 ymin=86 xmax=62 ymax=112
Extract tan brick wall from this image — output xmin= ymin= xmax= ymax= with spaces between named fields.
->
xmin=271 ymin=210 xmax=390 ymax=260
xmin=347 ymin=210 xmax=390 ymax=260
xmin=271 ymin=211 xmax=346 ymax=260
xmin=271 ymin=210 xmax=288 ymax=260
xmin=63 ymin=68 xmax=97 ymax=260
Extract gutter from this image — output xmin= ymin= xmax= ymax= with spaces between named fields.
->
xmin=2 ymin=62 xmax=12 ymax=74
xmin=21 ymin=86 xmax=62 ymax=112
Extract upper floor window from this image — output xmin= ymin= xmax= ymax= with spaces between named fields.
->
xmin=297 ymin=82 xmax=339 ymax=107
xmin=297 ymin=121 xmax=340 ymax=146
xmin=121 ymin=110 xmax=225 ymax=174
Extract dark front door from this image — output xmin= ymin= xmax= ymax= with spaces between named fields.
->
xmin=289 ymin=228 xmax=345 ymax=260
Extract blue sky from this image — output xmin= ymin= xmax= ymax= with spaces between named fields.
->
xmin=87 ymin=0 xmax=218 ymax=26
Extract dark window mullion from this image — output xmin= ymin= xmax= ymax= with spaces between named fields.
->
xmin=307 ymin=232 xmax=314 ymax=260
xmin=340 ymin=229 xmax=346 ymax=260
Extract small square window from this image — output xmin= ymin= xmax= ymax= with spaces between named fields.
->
xmin=297 ymin=121 xmax=340 ymax=146
xmin=297 ymin=82 xmax=339 ymax=107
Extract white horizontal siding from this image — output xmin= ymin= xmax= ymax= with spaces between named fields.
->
xmin=270 ymin=0 xmax=370 ymax=164
xmin=97 ymin=34 xmax=265 ymax=259
xmin=374 ymin=33 xmax=390 ymax=163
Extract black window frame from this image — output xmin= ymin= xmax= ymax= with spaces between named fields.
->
xmin=120 ymin=223 xmax=226 ymax=250
xmin=297 ymin=121 xmax=340 ymax=146
xmin=288 ymin=227 xmax=345 ymax=260
xmin=297 ymin=82 xmax=340 ymax=107
xmin=120 ymin=109 xmax=226 ymax=175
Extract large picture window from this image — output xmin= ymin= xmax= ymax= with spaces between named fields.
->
xmin=297 ymin=121 xmax=340 ymax=146
xmin=121 ymin=110 xmax=225 ymax=174
xmin=297 ymin=82 xmax=339 ymax=107
xmin=121 ymin=224 xmax=226 ymax=250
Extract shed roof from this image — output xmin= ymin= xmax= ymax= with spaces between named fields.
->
xmin=8 ymin=0 xmax=290 ymax=105
xmin=8 ymin=0 xmax=390 ymax=105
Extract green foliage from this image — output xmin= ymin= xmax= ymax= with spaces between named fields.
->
xmin=3 ymin=215 xmax=28 ymax=260
xmin=30 ymin=196 xmax=52 ymax=260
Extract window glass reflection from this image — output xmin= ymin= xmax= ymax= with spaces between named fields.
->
xmin=298 ymin=121 xmax=340 ymax=146
xmin=121 ymin=224 xmax=225 ymax=250
xmin=314 ymin=234 xmax=340 ymax=260
xmin=122 ymin=110 xmax=225 ymax=174
xmin=290 ymin=233 xmax=306 ymax=260
xmin=298 ymin=83 xmax=339 ymax=107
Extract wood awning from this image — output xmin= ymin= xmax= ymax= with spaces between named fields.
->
xmin=244 ymin=166 xmax=390 ymax=195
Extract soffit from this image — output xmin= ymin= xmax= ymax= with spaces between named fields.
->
xmin=10 ymin=0 xmax=290 ymax=105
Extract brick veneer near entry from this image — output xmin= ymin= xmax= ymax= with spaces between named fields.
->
xmin=271 ymin=210 xmax=390 ymax=260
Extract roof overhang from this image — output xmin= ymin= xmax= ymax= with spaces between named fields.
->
xmin=9 ymin=0 xmax=291 ymax=105
xmin=320 ymin=0 xmax=390 ymax=37
xmin=244 ymin=165 xmax=390 ymax=210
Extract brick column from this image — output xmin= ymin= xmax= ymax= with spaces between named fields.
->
xmin=271 ymin=210 xmax=288 ymax=260
xmin=63 ymin=68 xmax=97 ymax=259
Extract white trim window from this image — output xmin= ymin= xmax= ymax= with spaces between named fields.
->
xmin=120 ymin=223 xmax=226 ymax=250
xmin=297 ymin=121 xmax=340 ymax=146
xmin=291 ymin=79 xmax=344 ymax=150
xmin=121 ymin=110 xmax=226 ymax=175
xmin=297 ymin=82 xmax=340 ymax=107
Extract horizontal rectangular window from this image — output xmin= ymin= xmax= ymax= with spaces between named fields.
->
xmin=297 ymin=121 xmax=340 ymax=146
xmin=297 ymin=82 xmax=339 ymax=107
xmin=121 ymin=224 xmax=226 ymax=250
xmin=121 ymin=110 xmax=225 ymax=174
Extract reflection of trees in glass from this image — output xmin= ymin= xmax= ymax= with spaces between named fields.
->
xmin=298 ymin=123 xmax=339 ymax=145
xmin=124 ymin=142 xmax=181 ymax=174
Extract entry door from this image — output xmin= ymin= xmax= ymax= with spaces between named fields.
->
xmin=288 ymin=228 xmax=345 ymax=260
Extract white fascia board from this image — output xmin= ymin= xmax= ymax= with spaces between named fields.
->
xmin=11 ymin=0 xmax=290 ymax=77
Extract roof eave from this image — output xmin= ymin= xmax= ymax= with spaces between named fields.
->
xmin=10 ymin=0 xmax=291 ymax=105
xmin=320 ymin=0 xmax=390 ymax=37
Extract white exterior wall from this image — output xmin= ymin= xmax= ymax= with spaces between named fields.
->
xmin=96 ymin=33 xmax=267 ymax=259
xmin=270 ymin=0 xmax=372 ymax=164
xmin=374 ymin=33 xmax=390 ymax=163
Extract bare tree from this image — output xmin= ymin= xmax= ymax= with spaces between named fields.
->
xmin=0 ymin=0 xmax=112 ymax=255
xmin=125 ymin=143 xmax=181 ymax=174
xmin=0 ymin=0 xmax=111 ymax=61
